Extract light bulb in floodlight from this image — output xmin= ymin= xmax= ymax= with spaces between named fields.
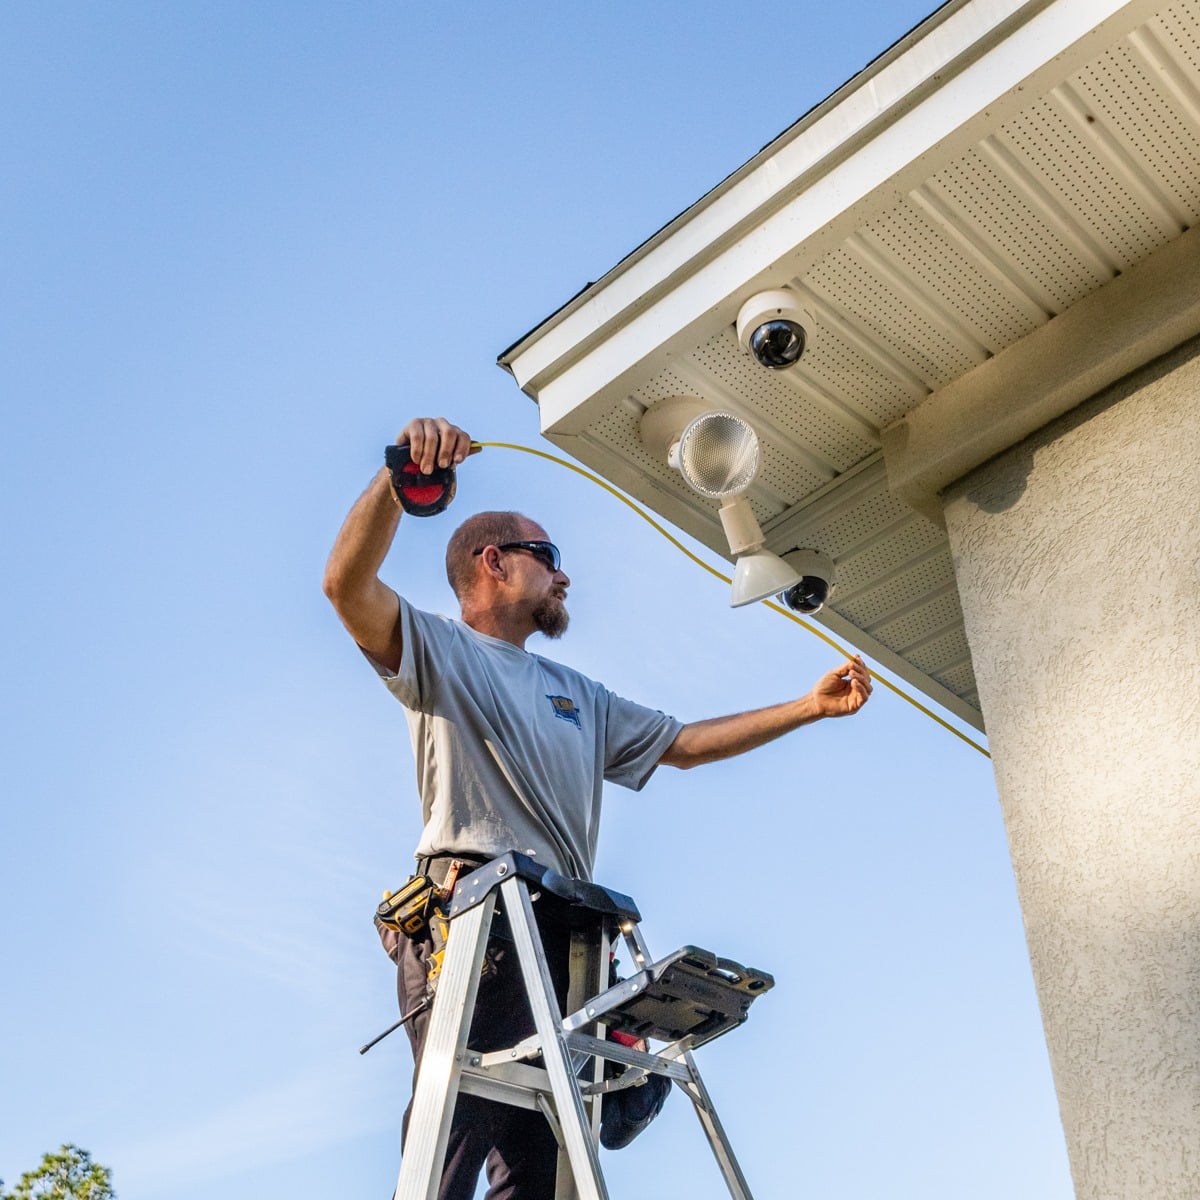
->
xmin=640 ymin=399 xmax=760 ymax=500
xmin=670 ymin=411 xmax=759 ymax=499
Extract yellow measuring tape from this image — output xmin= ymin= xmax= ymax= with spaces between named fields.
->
xmin=475 ymin=440 xmax=990 ymax=759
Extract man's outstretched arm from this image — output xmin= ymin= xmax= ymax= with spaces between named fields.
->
xmin=323 ymin=417 xmax=471 ymax=673
xmin=658 ymin=655 xmax=873 ymax=769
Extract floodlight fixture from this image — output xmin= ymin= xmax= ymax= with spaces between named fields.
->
xmin=639 ymin=397 xmax=759 ymax=500
xmin=640 ymin=397 xmax=804 ymax=607
xmin=719 ymin=493 xmax=805 ymax=607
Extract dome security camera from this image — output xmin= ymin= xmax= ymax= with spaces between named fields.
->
xmin=736 ymin=289 xmax=813 ymax=369
xmin=778 ymin=549 xmax=835 ymax=614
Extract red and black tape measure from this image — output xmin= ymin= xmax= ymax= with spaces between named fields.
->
xmin=385 ymin=443 xmax=458 ymax=517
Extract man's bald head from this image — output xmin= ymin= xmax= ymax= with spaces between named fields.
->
xmin=445 ymin=510 xmax=534 ymax=600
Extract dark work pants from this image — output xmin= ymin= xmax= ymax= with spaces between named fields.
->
xmin=397 ymin=900 xmax=573 ymax=1200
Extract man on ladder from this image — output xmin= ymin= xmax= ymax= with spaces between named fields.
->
xmin=324 ymin=416 xmax=873 ymax=1200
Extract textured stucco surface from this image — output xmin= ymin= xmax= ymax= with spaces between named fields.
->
xmin=942 ymin=339 xmax=1200 ymax=1199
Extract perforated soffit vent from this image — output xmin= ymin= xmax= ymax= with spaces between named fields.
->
xmin=500 ymin=0 xmax=1200 ymax=733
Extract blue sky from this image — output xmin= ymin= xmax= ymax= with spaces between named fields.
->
xmin=1 ymin=3 xmax=1073 ymax=1198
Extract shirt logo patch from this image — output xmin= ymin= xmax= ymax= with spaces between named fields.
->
xmin=546 ymin=694 xmax=581 ymax=729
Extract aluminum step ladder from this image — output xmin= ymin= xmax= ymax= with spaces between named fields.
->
xmin=394 ymin=851 xmax=774 ymax=1200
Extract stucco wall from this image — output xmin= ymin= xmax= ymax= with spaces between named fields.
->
xmin=942 ymin=338 xmax=1200 ymax=1199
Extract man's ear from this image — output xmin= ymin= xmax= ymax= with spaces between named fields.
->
xmin=479 ymin=545 xmax=507 ymax=581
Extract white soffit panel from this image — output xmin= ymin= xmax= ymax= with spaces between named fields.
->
xmin=499 ymin=0 xmax=1200 ymax=730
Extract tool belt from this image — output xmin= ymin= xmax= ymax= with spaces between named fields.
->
xmin=374 ymin=854 xmax=493 ymax=966
xmin=375 ymin=874 xmax=442 ymax=939
xmin=376 ymin=854 xmax=491 ymax=935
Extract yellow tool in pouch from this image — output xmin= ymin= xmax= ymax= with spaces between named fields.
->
xmin=376 ymin=875 xmax=440 ymax=938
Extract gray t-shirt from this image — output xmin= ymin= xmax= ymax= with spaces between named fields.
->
xmin=373 ymin=598 xmax=683 ymax=880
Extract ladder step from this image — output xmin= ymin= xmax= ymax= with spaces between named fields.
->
xmin=563 ymin=945 xmax=774 ymax=1048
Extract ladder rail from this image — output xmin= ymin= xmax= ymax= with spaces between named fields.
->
xmin=503 ymin=877 xmax=610 ymax=1200
xmin=394 ymin=893 xmax=497 ymax=1200
xmin=557 ymin=922 xmax=608 ymax=1200
xmin=679 ymin=1048 xmax=756 ymax=1200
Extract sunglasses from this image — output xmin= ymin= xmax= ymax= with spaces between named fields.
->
xmin=473 ymin=540 xmax=562 ymax=573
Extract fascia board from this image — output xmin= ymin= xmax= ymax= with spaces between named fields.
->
xmin=505 ymin=0 xmax=1163 ymax=433
xmin=496 ymin=0 xmax=979 ymax=377
xmin=502 ymin=0 xmax=1007 ymax=387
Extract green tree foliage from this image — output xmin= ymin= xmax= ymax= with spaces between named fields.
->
xmin=0 ymin=1145 xmax=114 ymax=1200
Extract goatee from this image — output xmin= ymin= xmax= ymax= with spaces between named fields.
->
xmin=532 ymin=596 xmax=569 ymax=639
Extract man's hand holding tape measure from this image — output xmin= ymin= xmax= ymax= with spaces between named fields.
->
xmin=386 ymin=417 xmax=479 ymax=517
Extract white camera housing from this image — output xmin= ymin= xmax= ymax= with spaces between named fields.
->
xmin=778 ymin=548 xmax=836 ymax=614
xmin=736 ymin=288 xmax=813 ymax=369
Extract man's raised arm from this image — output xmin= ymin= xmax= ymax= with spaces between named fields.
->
xmin=323 ymin=417 xmax=471 ymax=674
xmin=658 ymin=655 xmax=873 ymax=769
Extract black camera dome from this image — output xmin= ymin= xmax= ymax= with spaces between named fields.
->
xmin=748 ymin=318 xmax=806 ymax=368
xmin=781 ymin=574 xmax=830 ymax=614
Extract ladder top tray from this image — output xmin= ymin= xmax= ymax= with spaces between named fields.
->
xmin=563 ymin=945 xmax=774 ymax=1048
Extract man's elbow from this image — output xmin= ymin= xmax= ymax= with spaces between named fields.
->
xmin=322 ymin=564 xmax=342 ymax=605
xmin=320 ymin=571 xmax=402 ymax=675
xmin=664 ymin=750 xmax=715 ymax=770
xmin=322 ymin=560 xmax=356 ymax=612
xmin=322 ymin=566 xmax=368 ymax=635
xmin=659 ymin=735 xmax=702 ymax=771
